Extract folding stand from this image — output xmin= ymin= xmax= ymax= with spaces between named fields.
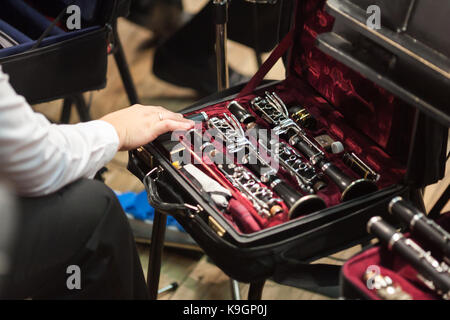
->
xmin=145 ymin=0 xmax=266 ymax=300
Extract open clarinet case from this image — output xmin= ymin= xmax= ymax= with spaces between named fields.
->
xmin=128 ymin=0 xmax=449 ymax=285
xmin=0 ymin=0 xmax=130 ymax=104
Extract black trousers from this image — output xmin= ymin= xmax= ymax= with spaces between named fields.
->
xmin=0 ymin=179 xmax=149 ymax=299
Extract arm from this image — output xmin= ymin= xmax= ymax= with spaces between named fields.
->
xmin=0 ymin=67 xmax=194 ymax=197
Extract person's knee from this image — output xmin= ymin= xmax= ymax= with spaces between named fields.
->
xmin=64 ymin=179 xmax=119 ymax=212
xmin=53 ymin=179 xmax=126 ymax=243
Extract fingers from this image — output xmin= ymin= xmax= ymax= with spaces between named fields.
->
xmin=152 ymin=119 xmax=195 ymax=137
xmin=153 ymin=108 xmax=192 ymax=123
xmin=158 ymin=111 xmax=191 ymax=123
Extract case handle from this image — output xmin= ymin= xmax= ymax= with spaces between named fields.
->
xmin=143 ymin=167 xmax=201 ymax=215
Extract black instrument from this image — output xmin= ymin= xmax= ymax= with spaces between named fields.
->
xmin=389 ymin=197 xmax=450 ymax=262
xmin=227 ymin=101 xmax=256 ymax=124
xmin=289 ymin=105 xmax=317 ymax=129
xmin=200 ymin=141 xmax=285 ymax=218
xmin=250 ymin=92 xmax=378 ymax=202
xmin=207 ymin=114 xmax=326 ymax=219
xmin=368 ymin=216 xmax=450 ymax=299
xmin=227 ymin=100 xmax=327 ymax=194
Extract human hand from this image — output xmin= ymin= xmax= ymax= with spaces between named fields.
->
xmin=100 ymin=105 xmax=195 ymax=151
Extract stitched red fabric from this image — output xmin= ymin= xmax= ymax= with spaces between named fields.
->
xmin=237 ymin=29 xmax=295 ymax=99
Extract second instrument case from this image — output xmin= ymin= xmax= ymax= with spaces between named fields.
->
xmin=127 ymin=0 xmax=449 ymax=288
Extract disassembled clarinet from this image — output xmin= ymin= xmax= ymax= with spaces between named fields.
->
xmin=368 ymin=216 xmax=450 ymax=300
xmin=175 ymin=91 xmax=382 ymax=223
xmin=173 ymin=92 xmax=448 ymax=301
xmin=389 ymin=197 xmax=450 ymax=264
xmin=250 ymin=92 xmax=378 ymax=201
xmin=201 ymin=141 xmax=284 ymax=218
xmin=227 ymin=101 xmax=327 ymax=194
xmin=207 ymin=113 xmax=326 ymax=219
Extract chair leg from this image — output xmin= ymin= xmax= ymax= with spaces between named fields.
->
xmin=248 ymin=279 xmax=266 ymax=300
xmin=60 ymin=97 xmax=73 ymax=124
xmin=112 ymin=22 xmax=140 ymax=105
xmin=73 ymin=94 xmax=91 ymax=122
xmin=147 ymin=210 xmax=167 ymax=300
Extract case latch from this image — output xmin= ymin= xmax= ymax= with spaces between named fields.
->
xmin=143 ymin=167 xmax=203 ymax=215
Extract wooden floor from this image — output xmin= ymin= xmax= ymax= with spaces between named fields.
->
xmin=33 ymin=1 xmax=449 ymax=300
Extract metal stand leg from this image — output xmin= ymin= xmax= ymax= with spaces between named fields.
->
xmin=60 ymin=97 xmax=73 ymax=124
xmin=248 ymin=279 xmax=266 ymax=300
xmin=230 ymin=279 xmax=241 ymax=300
xmin=73 ymin=94 xmax=91 ymax=122
xmin=214 ymin=2 xmax=244 ymax=301
xmin=112 ymin=22 xmax=140 ymax=105
xmin=252 ymin=3 xmax=263 ymax=68
xmin=147 ymin=210 xmax=167 ymax=300
xmin=60 ymin=94 xmax=91 ymax=123
xmin=214 ymin=0 xmax=230 ymax=91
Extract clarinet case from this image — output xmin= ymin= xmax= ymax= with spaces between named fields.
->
xmin=0 ymin=0 xmax=130 ymax=104
xmin=127 ymin=0 xmax=449 ymax=287
xmin=341 ymin=212 xmax=450 ymax=300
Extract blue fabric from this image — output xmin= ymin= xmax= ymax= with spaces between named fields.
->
xmin=0 ymin=0 xmax=65 ymax=40
xmin=0 ymin=19 xmax=32 ymax=44
xmin=116 ymin=191 xmax=186 ymax=232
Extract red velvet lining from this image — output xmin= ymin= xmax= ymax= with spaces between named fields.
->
xmin=342 ymin=212 xmax=450 ymax=300
xmin=292 ymin=0 xmax=415 ymax=162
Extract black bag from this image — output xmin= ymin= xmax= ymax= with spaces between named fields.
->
xmin=127 ymin=0 xmax=449 ymax=291
xmin=0 ymin=0 xmax=130 ymax=104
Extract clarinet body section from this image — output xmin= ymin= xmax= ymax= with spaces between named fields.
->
xmin=200 ymin=142 xmax=285 ymax=218
xmin=226 ymin=101 xmax=327 ymax=194
xmin=389 ymin=197 xmax=450 ymax=261
xmin=250 ymin=92 xmax=378 ymax=202
xmin=368 ymin=216 xmax=450 ymax=300
xmin=206 ymin=114 xmax=326 ymax=219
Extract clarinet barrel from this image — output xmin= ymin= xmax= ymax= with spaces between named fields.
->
xmin=368 ymin=217 xmax=450 ymax=299
xmin=321 ymin=162 xmax=378 ymax=202
xmin=389 ymin=197 xmax=450 ymax=259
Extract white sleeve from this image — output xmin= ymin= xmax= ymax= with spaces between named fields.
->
xmin=0 ymin=66 xmax=119 ymax=197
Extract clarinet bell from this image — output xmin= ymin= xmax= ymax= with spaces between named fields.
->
xmin=271 ymin=179 xmax=326 ymax=220
xmin=341 ymin=178 xmax=378 ymax=202
xmin=288 ymin=194 xmax=327 ymax=220
xmin=322 ymin=162 xmax=378 ymax=202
